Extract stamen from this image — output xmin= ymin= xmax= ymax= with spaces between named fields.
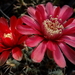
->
xmin=4 ymin=33 xmax=12 ymax=39
xmin=59 ymin=19 xmax=62 ymax=21
xmin=43 ymin=17 xmax=64 ymax=37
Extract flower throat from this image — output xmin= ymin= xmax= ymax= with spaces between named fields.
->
xmin=43 ymin=15 xmax=64 ymax=39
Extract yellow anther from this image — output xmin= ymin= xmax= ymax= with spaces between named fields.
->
xmin=59 ymin=19 xmax=62 ymax=21
xmin=4 ymin=33 xmax=12 ymax=39
xmin=43 ymin=17 xmax=64 ymax=37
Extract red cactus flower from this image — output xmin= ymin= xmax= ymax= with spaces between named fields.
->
xmin=0 ymin=16 xmax=27 ymax=66
xmin=17 ymin=2 xmax=75 ymax=68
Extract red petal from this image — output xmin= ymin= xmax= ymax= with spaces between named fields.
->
xmin=2 ymin=37 xmax=14 ymax=47
xmin=63 ymin=27 xmax=75 ymax=35
xmin=59 ymin=43 xmax=75 ymax=64
xmin=27 ymin=7 xmax=36 ymax=19
xmin=35 ymin=10 xmax=43 ymax=24
xmin=0 ymin=43 xmax=5 ymax=48
xmin=53 ymin=6 xmax=60 ymax=18
xmin=0 ymin=47 xmax=11 ymax=52
xmin=61 ymin=37 xmax=75 ymax=47
xmin=15 ymin=18 xmax=23 ymax=34
xmin=17 ymin=24 xmax=41 ymax=35
xmin=16 ymin=18 xmax=23 ymax=25
xmin=0 ymin=23 xmax=9 ymax=33
xmin=0 ymin=43 xmax=11 ymax=52
xmin=10 ymin=16 xmax=17 ymax=31
xmin=0 ymin=48 xmax=4 ymax=52
xmin=53 ymin=44 xmax=66 ymax=68
xmin=21 ymin=15 xmax=40 ymax=31
xmin=64 ymin=35 xmax=75 ymax=40
xmin=12 ymin=47 xmax=23 ymax=61
xmin=0 ymin=17 xmax=8 ymax=26
xmin=31 ymin=41 xmax=47 ymax=63
xmin=47 ymin=41 xmax=56 ymax=51
xmin=36 ymin=4 xmax=47 ymax=20
xmin=10 ymin=17 xmax=23 ymax=38
xmin=58 ymin=5 xmax=73 ymax=22
xmin=26 ymin=35 xmax=43 ymax=47
xmin=18 ymin=35 xmax=28 ymax=44
xmin=63 ymin=18 xmax=74 ymax=27
xmin=0 ymin=51 xmax=10 ymax=66
xmin=46 ymin=2 xmax=53 ymax=16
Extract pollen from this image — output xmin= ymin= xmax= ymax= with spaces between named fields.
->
xmin=43 ymin=16 xmax=64 ymax=37
xmin=4 ymin=33 xmax=12 ymax=39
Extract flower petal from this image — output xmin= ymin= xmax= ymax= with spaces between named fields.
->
xmin=47 ymin=41 xmax=56 ymax=51
xmin=18 ymin=35 xmax=28 ymax=44
xmin=59 ymin=43 xmax=75 ymax=64
xmin=10 ymin=16 xmax=17 ymax=31
xmin=36 ymin=4 xmax=47 ymax=20
xmin=63 ymin=18 xmax=74 ymax=27
xmin=35 ymin=10 xmax=43 ymax=24
xmin=61 ymin=37 xmax=75 ymax=47
xmin=53 ymin=44 xmax=66 ymax=68
xmin=27 ymin=7 xmax=36 ymax=19
xmin=63 ymin=27 xmax=75 ymax=35
xmin=64 ymin=35 xmax=75 ymax=41
xmin=46 ymin=2 xmax=53 ymax=16
xmin=47 ymin=42 xmax=66 ymax=68
xmin=0 ymin=17 xmax=8 ymax=26
xmin=53 ymin=46 xmax=66 ymax=68
xmin=2 ymin=37 xmax=14 ymax=47
xmin=0 ymin=48 xmax=4 ymax=53
xmin=17 ymin=24 xmax=41 ymax=35
xmin=21 ymin=15 xmax=40 ymax=31
xmin=0 ymin=23 xmax=9 ymax=33
xmin=12 ymin=47 xmax=23 ymax=61
xmin=31 ymin=41 xmax=47 ymax=62
xmin=58 ymin=5 xmax=73 ymax=22
xmin=0 ymin=51 xmax=10 ymax=66
xmin=26 ymin=35 xmax=44 ymax=47
xmin=53 ymin=6 xmax=60 ymax=18
xmin=0 ymin=47 xmax=11 ymax=52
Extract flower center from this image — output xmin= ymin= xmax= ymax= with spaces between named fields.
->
xmin=4 ymin=33 xmax=12 ymax=39
xmin=43 ymin=16 xmax=64 ymax=39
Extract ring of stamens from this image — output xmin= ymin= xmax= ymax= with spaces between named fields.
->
xmin=4 ymin=33 xmax=12 ymax=39
xmin=43 ymin=16 xmax=64 ymax=37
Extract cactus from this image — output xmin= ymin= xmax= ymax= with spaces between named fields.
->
xmin=0 ymin=47 xmax=64 ymax=75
